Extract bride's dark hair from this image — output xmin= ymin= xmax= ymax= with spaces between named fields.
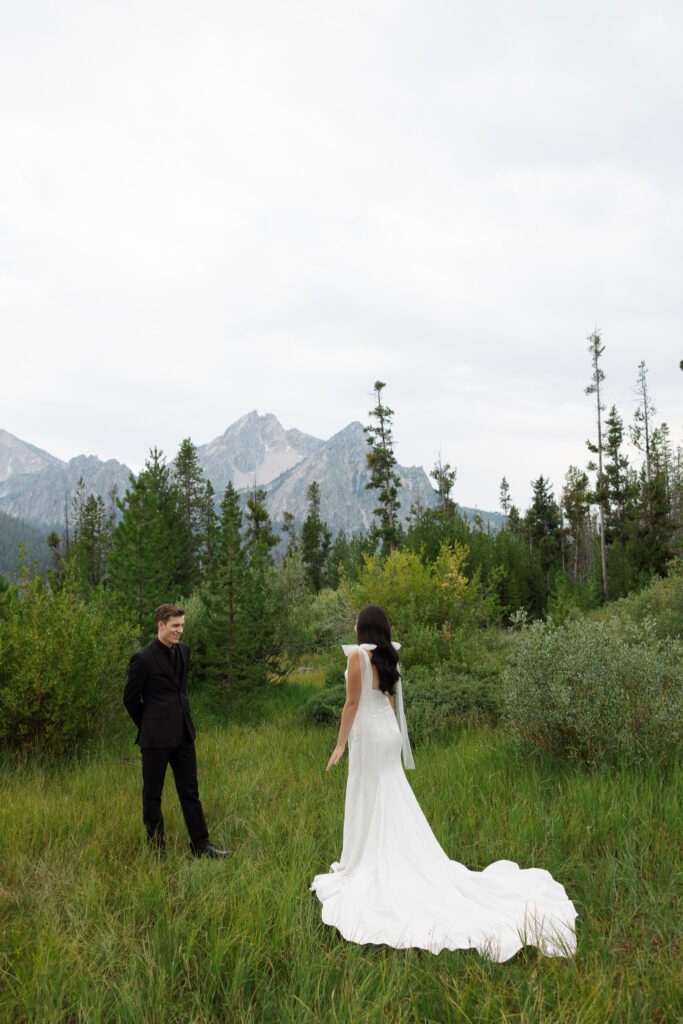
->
xmin=356 ymin=604 xmax=400 ymax=695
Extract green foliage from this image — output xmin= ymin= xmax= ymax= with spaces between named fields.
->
xmin=68 ymin=477 xmax=116 ymax=588
xmin=0 ymin=511 xmax=50 ymax=579
xmin=301 ymin=663 xmax=502 ymax=742
xmin=172 ymin=437 xmax=207 ymax=588
xmin=597 ymin=559 xmax=683 ymax=640
xmin=197 ymin=482 xmax=250 ymax=691
xmin=399 ymin=664 xmax=503 ymax=746
xmin=364 ymin=380 xmax=402 ymax=553
xmin=0 ymin=567 xmax=137 ymax=756
xmin=108 ymin=448 xmax=188 ymax=636
xmin=195 ymin=486 xmax=309 ymax=694
xmin=503 ymin=616 xmax=683 ymax=768
xmin=300 ymin=682 xmax=346 ymax=723
xmin=346 ymin=544 xmax=500 ymax=640
xmin=301 ymin=481 xmax=331 ymax=591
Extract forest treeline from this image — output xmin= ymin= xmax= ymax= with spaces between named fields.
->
xmin=39 ymin=339 xmax=682 ymax=628
xmin=0 ymin=337 xmax=681 ymax=756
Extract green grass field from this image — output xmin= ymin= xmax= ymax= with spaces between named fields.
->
xmin=1 ymin=684 xmax=681 ymax=1023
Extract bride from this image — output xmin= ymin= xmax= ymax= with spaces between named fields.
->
xmin=310 ymin=604 xmax=577 ymax=961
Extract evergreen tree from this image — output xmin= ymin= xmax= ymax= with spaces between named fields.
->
xmin=245 ymin=485 xmax=279 ymax=555
xmin=172 ymin=437 xmax=206 ymax=591
xmin=628 ymin=367 xmax=674 ymax=578
xmin=630 ymin=361 xmax=656 ymax=489
xmin=242 ymin=484 xmax=281 ymax=685
xmin=281 ymin=511 xmax=299 ymax=559
xmin=199 ymin=482 xmax=249 ymax=693
xmin=632 ymin=422 xmax=674 ymax=577
xmin=199 ymin=479 xmax=218 ymax=574
xmin=301 ymin=481 xmax=331 ymax=591
xmin=562 ymin=466 xmax=593 ymax=582
xmin=67 ymin=477 xmax=113 ymax=588
xmin=364 ymin=380 xmax=401 ymax=553
xmin=108 ymin=448 xmax=184 ymax=635
xmin=507 ymin=505 xmax=522 ymax=533
xmin=603 ymin=405 xmax=636 ymax=543
xmin=46 ymin=530 xmax=64 ymax=591
xmin=524 ymin=476 xmax=562 ymax=580
xmin=499 ymin=477 xmax=512 ymax=517
xmin=431 ymin=456 xmax=457 ymax=514
xmin=328 ymin=530 xmax=352 ymax=588
xmin=585 ymin=329 xmax=609 ymax=600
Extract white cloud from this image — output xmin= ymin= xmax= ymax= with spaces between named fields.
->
xmin=1 ymin=0 xmax=681 ymax=509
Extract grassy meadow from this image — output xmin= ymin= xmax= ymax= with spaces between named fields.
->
xmin=0 ymin=678 xmax=681 ymax=1024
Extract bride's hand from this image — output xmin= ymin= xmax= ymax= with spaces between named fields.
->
xmin=326 ymin=745 xmax=345 ymax=771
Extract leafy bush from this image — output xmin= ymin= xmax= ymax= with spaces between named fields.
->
xmin=503 ymin=616 xmax=683 ymax=768
xmin=599 ymin=560 xmax=683 ymax=641
xmin=343 ymin=544 xmax=500 ymax=640
xmin=301 ymin=663 xmax=502 ymax=746
xmin=403 ymin=665 xmax=503 ymax=746
xmin=0 ymin=568 xmax=138 ymax=756
xmin=300 ymin=683 xmax=346 ymax=724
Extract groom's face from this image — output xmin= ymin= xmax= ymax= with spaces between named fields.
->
xmin=159 ymin=615 xmax=185 ymax=646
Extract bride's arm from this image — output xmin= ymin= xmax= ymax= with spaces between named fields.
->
xmin=326 ymin=650 xmax=362 ymax=770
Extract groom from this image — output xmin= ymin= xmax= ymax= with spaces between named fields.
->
xmin=123 ymin=603 xmax=230 ymax=858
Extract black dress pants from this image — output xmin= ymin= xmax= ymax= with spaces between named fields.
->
xmin=141 ymin=730 xmax=209 ymax=846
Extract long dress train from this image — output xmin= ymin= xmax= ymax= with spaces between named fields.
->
xmin=310 ymin=644 xmax=577 ymax=962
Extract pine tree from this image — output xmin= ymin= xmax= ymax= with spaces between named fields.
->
xmin=68 ymin=477 xmax=113 ymax=588
xmin=328 ymin=529 xmax=352 ymax=588
xmin=301 ymin=481 xmax=331 ymax=591
xmin=172 ymin=437 xmax=206 ymax=591
xmin=364 ymin=380 xmax=401 ymax=554
xmin=630 ymin=361 xmax=656 ymax=489
xmin=245 ymin=485 xmax=279 ymax=556
xmin=199 ymin=482 xmax=249 ymax=693
xmin=629 ymin=367 xmax=673 ymax=577
xmin=431 ymin=456 xmax=457 ymax=514
xmin=585 ymin=330 xmax=609 ymax=601
xmin=499 ymin=477 xmax=512 ymax=518
xmin=525 ymin=476 xmax=562 ymax=580
xmin=242 ymin=484 xmax=280 ymax=685
xmin=108 ymin=448 xmax=183 ymax=635
xmin=281 ymin=511 xmax=299 ymax=559
xmin=603 ymin=405 xmax=635 ymax=543
xmin=562 ymin=466 xmax=593 ymax=582
xmin=199 ymin=479 xmax=218 ymax=574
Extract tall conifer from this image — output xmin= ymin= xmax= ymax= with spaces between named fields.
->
xmin=108 ymin=448 xmax=183 ymax=635
xmin=364 ymin=380 xmax=401 ymax=553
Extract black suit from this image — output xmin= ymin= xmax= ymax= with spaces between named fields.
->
xmin=123 ymin=639 xmax=208 ymax=846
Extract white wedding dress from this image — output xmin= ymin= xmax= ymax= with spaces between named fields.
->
xmin=311 ymin=644 xmax=577 ymax=961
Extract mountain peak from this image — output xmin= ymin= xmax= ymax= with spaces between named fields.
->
xmin=0 ymin=429 xmax=64 ymax=483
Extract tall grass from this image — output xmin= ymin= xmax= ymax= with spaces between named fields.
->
xmin=0 ymin=688 xmax=681 ymax=1023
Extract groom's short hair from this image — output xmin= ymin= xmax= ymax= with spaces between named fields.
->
xmin=155 ymin=603 xmax=185 ymax=624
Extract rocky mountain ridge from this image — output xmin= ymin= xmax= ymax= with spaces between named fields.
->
xmin=0 ymin=433 xmax=133 ymax=529
xmin=0 ymin=418 xmax=503 ymax=535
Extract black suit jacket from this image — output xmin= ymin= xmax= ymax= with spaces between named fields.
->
xmin=123 ymin=639 xmax=197 ymax=748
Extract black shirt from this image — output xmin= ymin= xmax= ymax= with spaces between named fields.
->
xmin=155 ymin=639 xmax=180 ymax=685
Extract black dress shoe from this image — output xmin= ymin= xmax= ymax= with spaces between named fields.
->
xmin=147 ymin=835 xmax=166 ymax=855
xmin=190 ymin=841 xmax=232 ymax=859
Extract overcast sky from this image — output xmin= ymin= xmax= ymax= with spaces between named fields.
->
xmin=1 ymin=0 xmax=681 ymax=511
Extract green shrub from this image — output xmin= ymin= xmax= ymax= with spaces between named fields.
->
xmin=600 ymin=560 xmax=683 ymax=640
xmin=503 ymin=616 xmax=683 ymax=768
xmin=301 ymin=683 xmax=346 ymax=724
xmin=301 ymin=663 xmax=502 ymax=746
xmin=0 ymin=568 xmax=138 ymax=756
xmin=343 ymin=544 xmax=500 ymax=640
xmin=404 ymin=665 xmax=503 ymax=746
